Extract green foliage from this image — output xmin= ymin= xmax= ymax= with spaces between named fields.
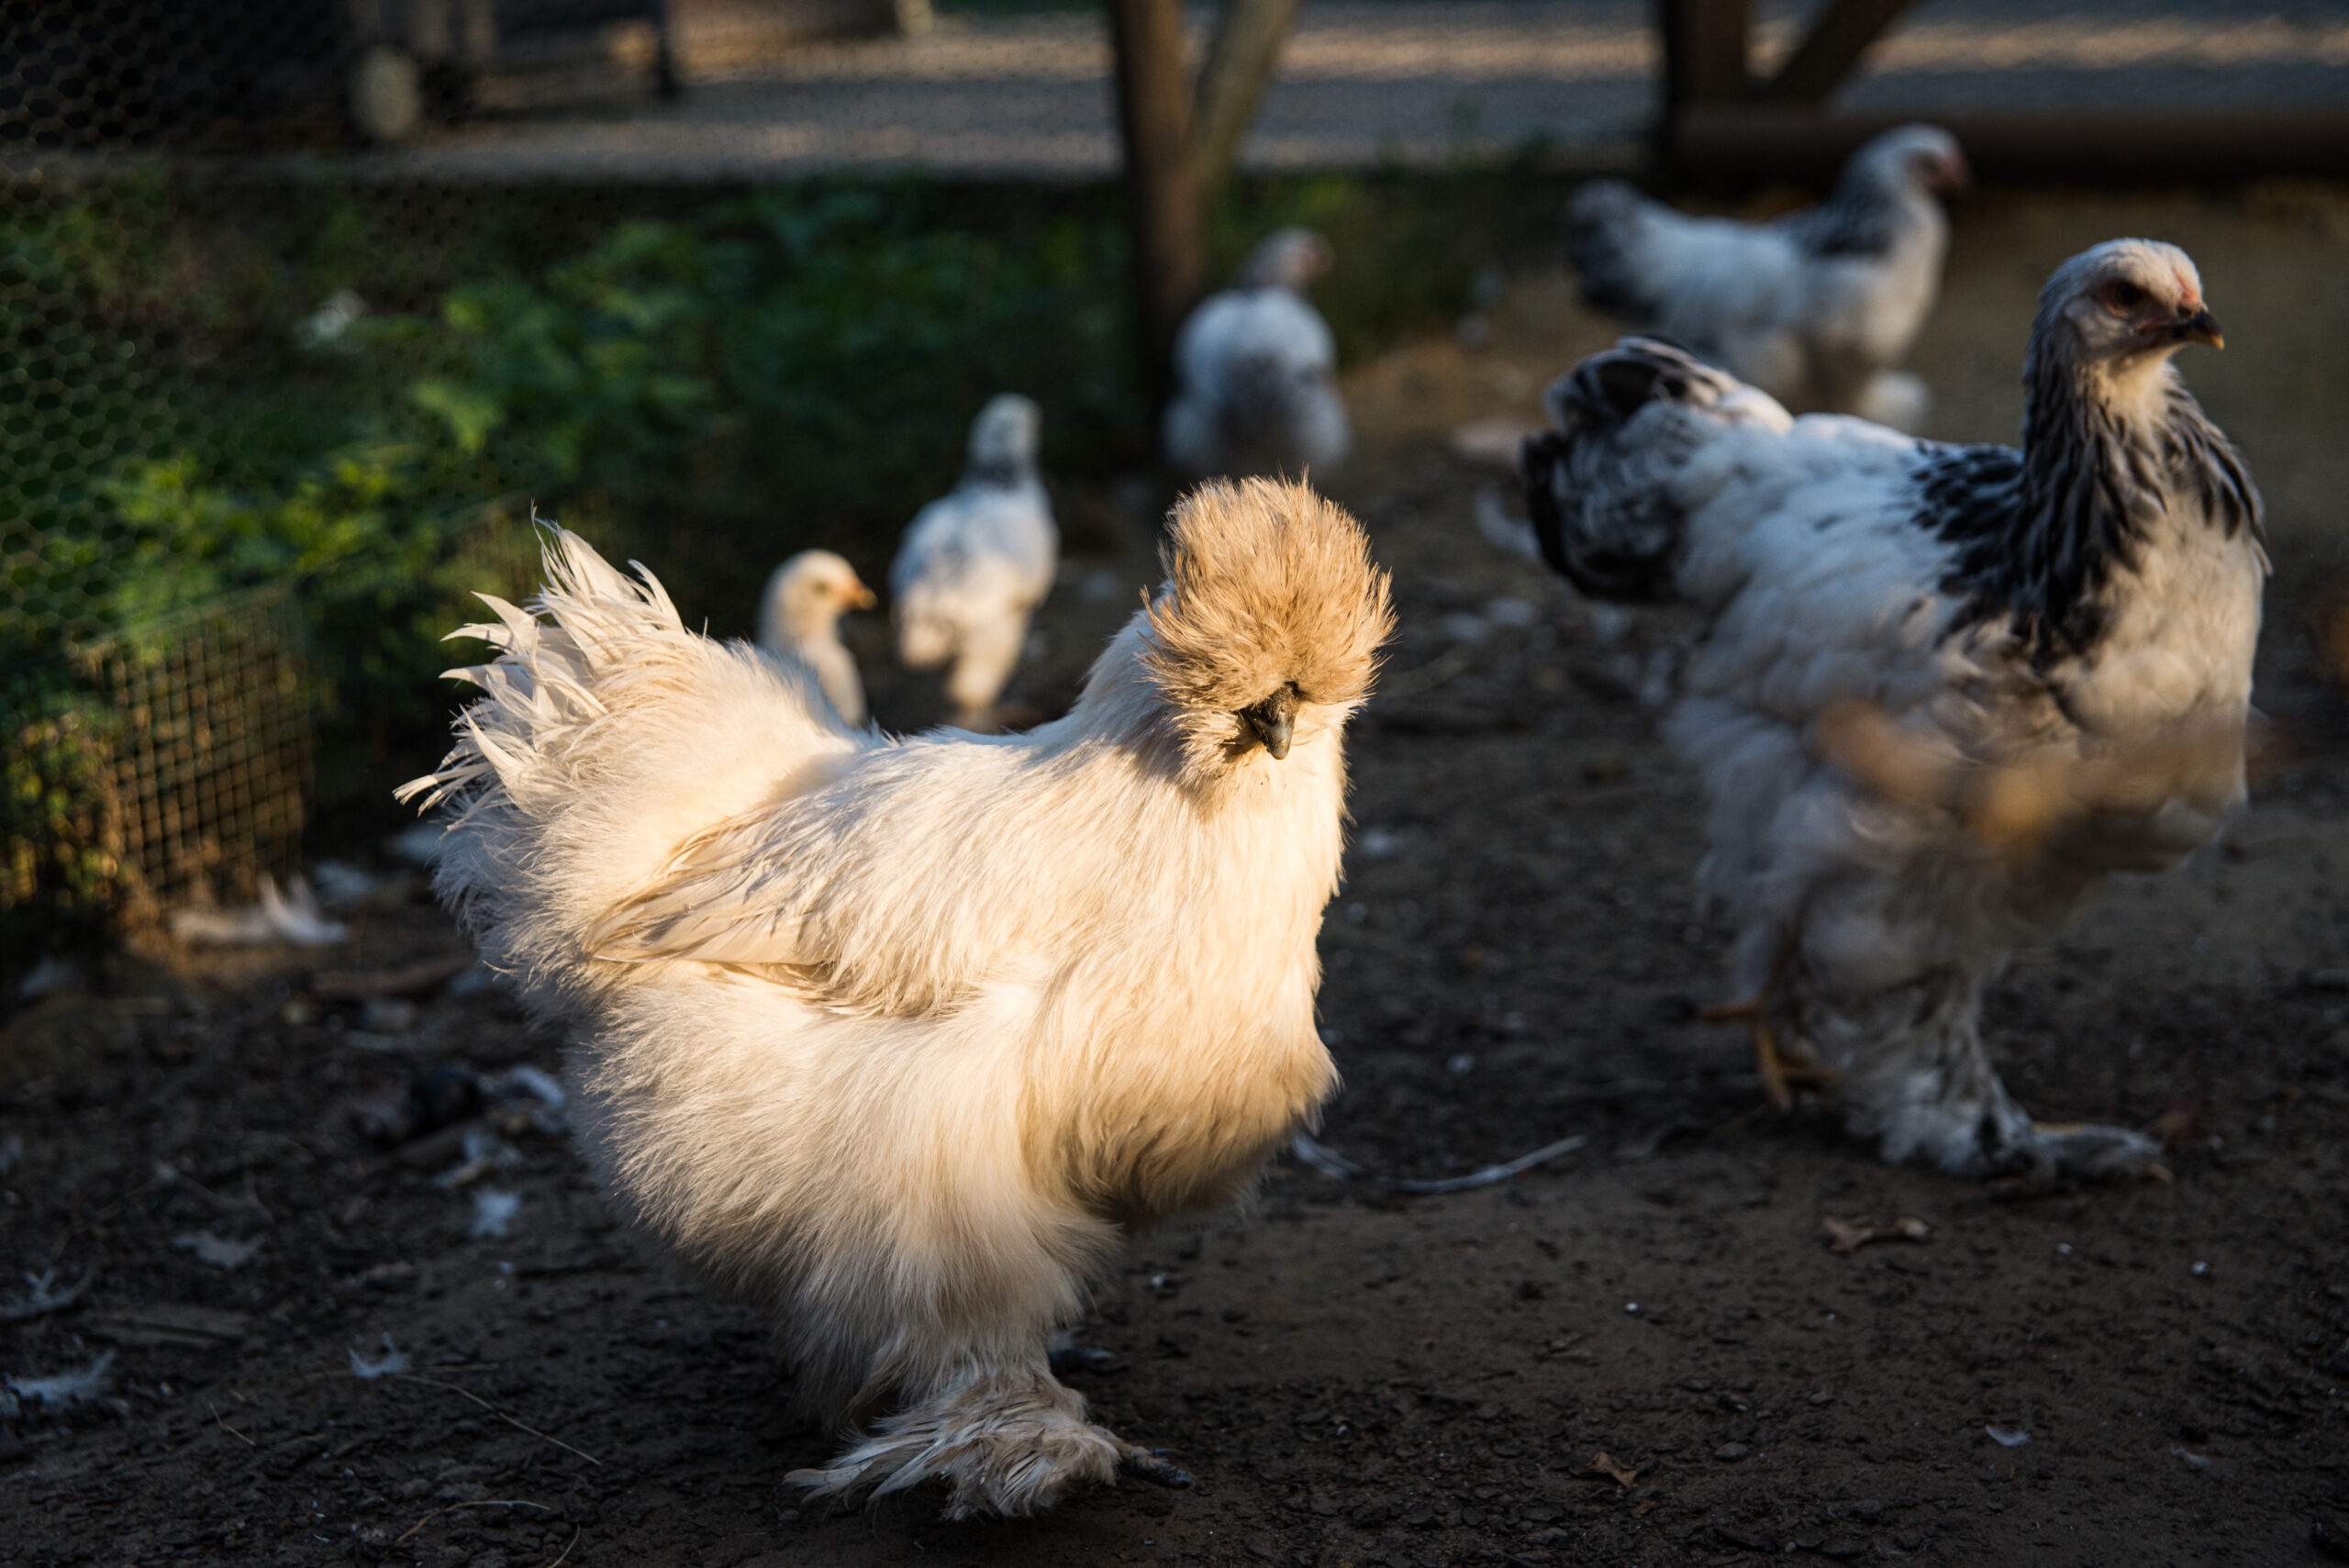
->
xmin=95 ymin=444 xmax=530 ymax=734
xmin=413 ymin=188 xmax=1137 ymax=532
xmin=3 ymin=163 xmax=1567 ymax=872
xmin=2 ymin=689 xmax=127 ymax=912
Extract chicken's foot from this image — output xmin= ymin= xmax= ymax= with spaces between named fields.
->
xmin=788 ymin=1366 xmax=1152 ymax=1518
xmin=1698 ymin=940 xmax=1832 ymax=1112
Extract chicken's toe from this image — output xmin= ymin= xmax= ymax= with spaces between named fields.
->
xmin=785 ymin=1369 xmax=1128 ymax=1518
xmin=1116 ymin=1444 xmax=1196 ymax=1489
xmin=1047 ymin=1342 xmax=1118 ymax=1374
xmin=2013 ymin=1119 xmax=2167 ymax=1182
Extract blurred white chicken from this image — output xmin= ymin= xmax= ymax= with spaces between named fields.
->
xmin=400 ymin=479 xmax=1392 ymax=1517
xmin=1520 ymin=239 xmax=2261 ymax=1180
xmin=891 ymin=395 xmax=1058 ymax=729
xmin=1164 ymin=228 xmax=1352 ymax=479
xmin=756 ymin=550 xmax=875 ymax=726
xmin=1566 ymin=124 xmax=1966 ymax=431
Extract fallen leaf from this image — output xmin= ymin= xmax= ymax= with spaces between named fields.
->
xmin=1820 ymin=1216 xmax=1932 ymax=1254
xmin=2143 ymin=1097 xmax=2204 ymax=1150
xmin=1586 ymin=1451 xmax=1639 ymax=1488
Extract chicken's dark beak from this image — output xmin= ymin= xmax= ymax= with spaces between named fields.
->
xmin=2176 ymin=308 xmax=2223 ymax=349
xmin=1241 ymin=686 xmax=1297 ymax=761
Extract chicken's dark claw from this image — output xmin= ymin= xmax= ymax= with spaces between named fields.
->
xmin=1118 ymin=1449 xmax=1194 ymax=1489
xmin=1048 ymin=1343 xmax=1118 ymax=1374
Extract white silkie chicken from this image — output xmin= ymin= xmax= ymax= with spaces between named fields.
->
xmin=1566 ymin=124 xmax=1967 ymax=431
xmin=398 ymin=478 xmax=1392 ymax=1517
xmin=1520 ymin=240 xmax=2261 ymax=1180
xmin=1164 ymin=228 xmax=1352 ymax=479
xmin=891 ymin=395 xmax=1058 ymax=729
xmin=756 ymin=550 xmax=875 ymax=726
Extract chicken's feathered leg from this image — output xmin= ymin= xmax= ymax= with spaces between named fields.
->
xmin=788 ymin=1366 xmax=1190 ymax=1519
xmin=1698 ymin=937 xmax=1834 ymax=1112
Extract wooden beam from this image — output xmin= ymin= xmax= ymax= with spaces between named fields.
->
xmin=1674 ymin=106 xmax=2349 ymax=183
xmin=1755 ymin=0 xmax=1916 ymax=105
xmin=1193 ymin=0 xmax=1305 ymax=197
xmin=1657 ymin=0 xmax=1748 ymax=117
xmin=1106 ymin=0 xmax=1207 ymax=418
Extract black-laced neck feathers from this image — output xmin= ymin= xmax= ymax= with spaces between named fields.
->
xmin=1781 ymin=164 xmax=1910 ymax=261
xmin=1778 ymin=126 xmax=1950 ymax=261
xmin=1921 ymin=321 xmax=2260 ymax=666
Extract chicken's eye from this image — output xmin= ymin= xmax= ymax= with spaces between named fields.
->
xmin=2105 ymin=282 xmax=2145 ymax=313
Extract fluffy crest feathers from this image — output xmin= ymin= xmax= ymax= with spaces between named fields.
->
xmin=1138 ymin=479 xmax=1392 ymax=763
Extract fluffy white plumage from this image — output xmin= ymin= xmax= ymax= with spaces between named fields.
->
xmin=1522 ymin=239 xmax=2263 ymax=1179
xmin=757 ymin=549 xmax=875 ymax=726
xmin=891 ymin=395 xmax=1058 ymax=728
xmin=1164 ymin=228 xmax=1352 ymax=479
xmin=398 ymin=479 xmax=1392 ymax=1517
xmin=1566 ymin=125 xmax=1966 ymax=430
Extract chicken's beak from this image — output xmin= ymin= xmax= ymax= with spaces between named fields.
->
xmin=2176 ymin=307 xmax=2223 ymax=350
xmin=851 ymin=582 xmax=878 ymax=610
xmin=1241 ymin=686 xmax=1297 ymax=761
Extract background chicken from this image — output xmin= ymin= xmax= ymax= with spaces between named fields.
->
xmin=1164 ymin=228 xmax=1352 ymax=479
xmin=756 ymin=549 xmax=875 ymax=726
xmin=1520 ymin=239 xmax=2262 ymax=1180
xmin=890 ymin=394 xmax=1058 ymax=729
xmin=400 ymin=479 xmax=1392 ymax=1517
xmin=1566 ymin=124 xmax=1966 ymax=431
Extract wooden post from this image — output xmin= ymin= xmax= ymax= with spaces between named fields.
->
xmin=1107 ymin=0 xmax=1207 ymax=418
xmin=1754 ymin=0 xmax=1916 ymax=104
xmin=1193 ymin=0 xmax=1304 ymax=197
xmin=1658 ymin=0 xmax=1749 ymax=117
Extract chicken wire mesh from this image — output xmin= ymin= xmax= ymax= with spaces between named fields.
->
xmin=2 ymin=584 xmax=311 ymax=935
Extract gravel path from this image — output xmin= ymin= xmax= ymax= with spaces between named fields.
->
xmin=347 ymin=0 xmax=2349 ymax=182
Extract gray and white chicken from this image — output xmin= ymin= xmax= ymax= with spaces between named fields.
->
xmin=891 ymin=395 xmax=1059 ymax=729
xmin=1164 ymin=228 xmax=1352 ymax=479
xmin=1566 ymin=124 xmax=1967 ymax=431
xmin=1520 ymin=239 xmax=2262 ymax=1180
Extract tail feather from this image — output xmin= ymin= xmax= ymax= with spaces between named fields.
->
xmin=1520 ymin=337 xmax=1786 ymax=603
xmin=398 ymin=528 xmax=863 ymax=1012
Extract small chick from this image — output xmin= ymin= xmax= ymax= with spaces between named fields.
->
xmin=757 ymin=550 xmax=876 ymax=726
xmin=1164 ymin=228 xmax=1352 ymax=479
xmin=892 ymin=395 xmax=1058 ymax=729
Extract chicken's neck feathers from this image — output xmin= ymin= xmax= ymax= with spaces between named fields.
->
xmin=962 ymin=456 xmax=1038 ymax=493
xmin=1922 ymin=347 xmax=2259 ymax=666
xmin=1781 ymin=166 xmax=1932 ymax=261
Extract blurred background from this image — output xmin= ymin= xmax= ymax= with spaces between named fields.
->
xmin=3 ymin=0 xmax=2346 ymax=984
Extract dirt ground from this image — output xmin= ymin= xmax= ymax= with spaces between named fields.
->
xmin=6 ymin=188 xmax=2349 ymax=1567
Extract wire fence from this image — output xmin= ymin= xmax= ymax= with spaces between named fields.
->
xmin=2 ymin=585 xmax=312 ymax=938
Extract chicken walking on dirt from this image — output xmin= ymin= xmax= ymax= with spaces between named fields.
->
xmin=891 ymin=394 xmax=1058 ymax=731
xmin=1520 ymin=239 xmax=2262 ymax=1181
xmin=1164 ymin=228 xmax=1352 ymax=480
xmin=1567 ymin=125 xmax=1966 ymax=431
xmin=398 ymin=479 xmax=1393 ymax=1518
